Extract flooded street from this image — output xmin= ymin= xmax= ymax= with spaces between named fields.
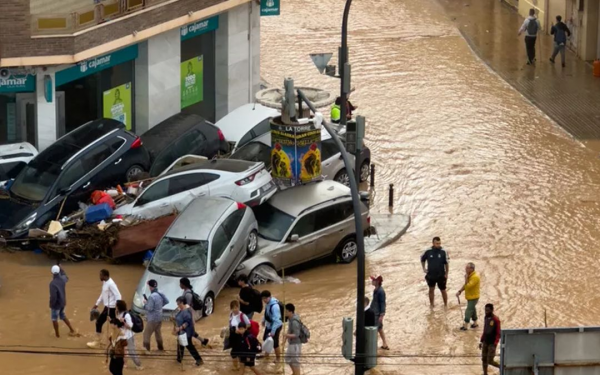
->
xmin=3 ymin=0 xmax=600 ymax=374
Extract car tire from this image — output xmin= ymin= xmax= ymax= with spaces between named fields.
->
xmin=249 ymin=264 xmax=277 ymax=285
xmin=337 ymin=236 xmax=358 ymax=263
xmin=125 ymin=164 xmax=145 ymax=182
xmin=247 ymin=230 xmax=259 ymax=257
xmin=334 ymin=169 xmax=350 ymax=187
xmin=359 ymin=160 xmax=370 ymax=182
xmin=203 ymin=293 xmax=214 ymax=316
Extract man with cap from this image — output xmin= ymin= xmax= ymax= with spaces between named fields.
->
xmin=143 ymin=279 xmax=169 ymax=353
xmin=370 ymin=275 xmax=389 ymax=350
xmin=49 ymin=264 xmax=77 ymax=338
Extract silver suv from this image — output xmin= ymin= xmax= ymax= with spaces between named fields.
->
xmin=233 ymin=180 xmax=370 ymax=285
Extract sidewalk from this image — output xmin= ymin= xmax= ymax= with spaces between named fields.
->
xmin=437 ymin=0 xmax=600 ymax=140
xmin=365 ymin=213 xmax=411 ymax=253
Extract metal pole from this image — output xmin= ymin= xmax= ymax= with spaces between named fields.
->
xmin=297 ymin=89 xmax=365 ymax=375
xmin=339 ymin=0 xmax=352 ymax=129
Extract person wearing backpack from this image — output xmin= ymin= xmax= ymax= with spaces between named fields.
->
xmin=260 ymin=290 xmax=283 ymax=362
xmin=237 ymin=275 xmax=262 ymax=319
xmin=142 ymin=279 xmax=168 ymax=353
xmin=229 ymin=300 xmax=252 ymax=370
xmin=236 ymin=321 xmax=263 ymax=375
xmin=518 ymin=8 xmax=541 ymax=65
xmin=179 ymin=277 xmax=209 ymax=346
xmin=115 ymin=300 xmax=143 ymax=370
xmin=550 ymin=15 xmax=571 ymax=67
xmin=284 ymin=303 xmax=306 ymax=375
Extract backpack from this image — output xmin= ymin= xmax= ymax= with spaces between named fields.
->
xmin=128 ymin=311 xmax=144 ymax=333
xmin=265 ymin=301 xmax=284 ymax=323
xmin=292 ymin=317 xmax=310 ymax=344
xmin=251 ymin=288 xmax=263 ymax=313
xmin=185 ymin=290 xmax=204 ymax=312
xmin=245 ymin=334 xmax=261 ymax=353
xmin=249 ymin=320 xmax=260 ymax=337
xmin=527 ymin=18 xmax=539 ymax=35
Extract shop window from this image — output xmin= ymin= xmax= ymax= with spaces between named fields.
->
xmin=181 ymin=31 xmax=216 ymax=122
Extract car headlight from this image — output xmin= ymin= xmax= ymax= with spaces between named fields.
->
xmin=15 ymin=213 xmax=37 ymax=233
xmin=133 ymin=291 xmax=144 ymax=308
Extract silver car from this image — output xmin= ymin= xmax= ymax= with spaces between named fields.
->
xmin=132 ymin=197 xmax=258 ymax=317
xmin=233 ymin=180 xmax=370 ymax=285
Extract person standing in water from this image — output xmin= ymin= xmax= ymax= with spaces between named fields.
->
xmin=421 ymin=237 xmax=449 ymax=307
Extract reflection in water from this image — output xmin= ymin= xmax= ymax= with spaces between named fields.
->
xmin=2 ymin=0 xmax=600 ymax=374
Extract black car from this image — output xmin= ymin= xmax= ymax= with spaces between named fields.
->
xmin=141 ymin=113 xmax=229 ymax=177
xmin=0 ymin=119 xmax=150 ymax=238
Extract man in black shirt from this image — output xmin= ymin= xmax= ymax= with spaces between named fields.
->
xmin=364 ymin=297 xmax=376 ymax=327
xmin=420 ymin=237 xmax=449 ymax=307
xmin=237 ymin=275 xmax=257 ymax=320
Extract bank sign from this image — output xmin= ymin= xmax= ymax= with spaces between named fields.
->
xmin=181 ymin=16 xmax=219 ymax=41
xmin=55 ymin=44 xmax=139 ymax=86
xmin=260 ymin=0 xmax=280 ymax=16
xmin=0 ymin=74 xmax=35 ymax=93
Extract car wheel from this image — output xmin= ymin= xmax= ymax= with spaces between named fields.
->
xmin=125 ymin=164 xmax=145 ymax=182
xmin=360 ymin=161 xmax=370 ymax=182
xmin=249 ymin=264 xmax=277 ymax=285
xmin=334 ymin=169 xmax=350 ymax=187
xmin=337 ymin=237 xmax=358 ymax=263
xmin=203 ymin=293 xmax=214 ymax=316
xmin=247 ymin=230 xmax=258 ymax=257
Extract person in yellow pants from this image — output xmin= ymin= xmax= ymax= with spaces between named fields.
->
xmin=456 ymin=262 xmax=480 ymax=331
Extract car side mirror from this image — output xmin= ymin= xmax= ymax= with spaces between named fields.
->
xmin=289 ymin=234 xmax=299 ymax=243
xmin=211 ymin=262 xmax=217 ymax=270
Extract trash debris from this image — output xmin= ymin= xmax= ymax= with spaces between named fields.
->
xmin=85 ymin=203 xmax=113 ymax=224
xmin=47 ymin=221 xmax=63 ymax=236
xmin=90 ymin=190 xmax=116 ymax=210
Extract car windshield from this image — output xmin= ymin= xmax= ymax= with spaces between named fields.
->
xmin=149 ymin=237 xmax=209 ymax=277
xmin=10 ymin=159 xmax=60 ymax=202
xmin=252 ymin=203 xmax=295 ymax=242
xmin=230 ymin=142 xmax=271 ymax=166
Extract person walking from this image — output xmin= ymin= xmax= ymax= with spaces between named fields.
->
xmin=49 ymin=264 xmax=77 ymax=338
xmin=370 ymin=275 xmax=389 ymax=350
xmin=238 ymin=275 xmax=260 ymax=320
xmin=480 ymin=303 xmax=501 ymax=375
xmin=364 ymin=297 xmax=376 ymax=328
xmin=143 ymin=279 xmax=168 ymax=353
xmin=550 ymin=15 xmax=571 ymax=67
xmin=174 ymin=297 xmax=203 ymax=366
xmin=261 ymin=290 xmax=283 ymax=362
xmin=284 ymin=303 xmax=303 ymax=375
xmin=518 ymin=9 xmax=541 ymax=65
xmin=89 ymin=269 xmax=122 ymax=348
xmin=115 ymin=300 xmax=142 ymax=370
xmin=420 ymin=236 xmax=449 ymax=307
xmin=456 ymin=262 xmax=481 ymax=331
xmin=179 ymin=277 xmax=209 ymax=346
xmin=106 ymin=320 xmax=127 ymax=375
xmin=230 ymin=300 xmax=251 ymax=370
xmin=235 ymin=321 xmax=263 ymax=375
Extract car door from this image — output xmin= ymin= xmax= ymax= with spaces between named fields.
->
xmin=312 ymin=201 xmax=354 ymax=258
xmin=212 ymin=208 xmax=247 ymax=289
xmin=130 ymin=179 xmax=173 ymax=219
xmin=275 ymin=211 xmax=318 ymax=268
xmin=165 ymin=173 xmax=213 ymax=212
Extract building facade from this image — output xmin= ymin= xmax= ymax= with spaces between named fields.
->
xmin=0 ymin=0 xmax=263 ymax=150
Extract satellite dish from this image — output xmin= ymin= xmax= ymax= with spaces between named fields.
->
xmin=309 ymin=53 xmax=333 ymax=74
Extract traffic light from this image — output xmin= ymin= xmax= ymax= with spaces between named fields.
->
xmin=342 ymin=317 xmax=353 ymax=360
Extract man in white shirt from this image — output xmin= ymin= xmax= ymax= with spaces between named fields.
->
xmin=88 ymin=269 xmax=122 ymax=348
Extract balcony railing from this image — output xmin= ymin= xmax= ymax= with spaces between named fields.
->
xmin=31 ymin=0 xmax=167 ymax=35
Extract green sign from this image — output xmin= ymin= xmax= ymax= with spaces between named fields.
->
xmin=56 ymin=45 xmax=138 ymax=87
xmin=181 ymin=56 xmax=203 ymax=109
xmin=260 ymin=0 xmax=280 ymax=16
xmin=180 ymin=16 xmax=219 ymax=41
xmin=103 ymin=82 xmax=132 ymax=131
xmin=0 ymin=74 xmax=35 ymax=93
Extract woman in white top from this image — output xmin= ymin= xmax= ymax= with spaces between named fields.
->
xmin=116 ymin=300 xmax=142 ymax=370
xmin=229 ymin=300 xmax=251 ymax=370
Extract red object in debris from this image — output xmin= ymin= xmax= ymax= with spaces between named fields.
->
xmin=90 ymin=190 xmax=116 ymax=210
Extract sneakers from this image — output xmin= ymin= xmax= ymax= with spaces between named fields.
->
xmin=86 ymin=340 xmax=104 ymax=349
xmin=135 ymin=366 xmax=144 ymax=371
xmin=471 ymin=323 xmax=479 ymax=329
xmin=549 ymin=58 xmax=555 ymax=64
xmin=459 ymin=326 xmax=468 ymax=331
xmin=201 ymin=338 xmax=209 ymax=346
xmin=195 ymin=360 xmax=204 ymax=366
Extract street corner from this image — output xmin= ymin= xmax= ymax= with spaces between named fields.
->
xmin=365 ymin=212 xmax=411 ymax=253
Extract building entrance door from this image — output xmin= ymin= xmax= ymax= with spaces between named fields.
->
xmin=15 ymin=93 xmax=36 ymax=147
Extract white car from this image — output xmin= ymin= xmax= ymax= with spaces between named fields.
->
xmin=115 ymin=158 xmax=277 ymax=219
xmin=0 ymin=142 xmax=38 ymax=186
xmin=215 ymin=103 xmax=279 ymax=153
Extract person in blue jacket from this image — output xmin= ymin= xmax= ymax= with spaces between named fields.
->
xmin=260 ymin=290 xmax=283 ymax=362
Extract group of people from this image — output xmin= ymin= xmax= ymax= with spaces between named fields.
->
xmin=420 ymin=236 xmax=500 ymax=375
xmin=518 ymin=8 xmax=572 ymax=67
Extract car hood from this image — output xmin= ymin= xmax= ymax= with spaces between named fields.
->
xmin=255 ymin=237 xmax=281 ymax=255
xmin=0 ymin=196 xmax=36 ymax=231
xmin=135 ymin=269 xmax=208 ymax=312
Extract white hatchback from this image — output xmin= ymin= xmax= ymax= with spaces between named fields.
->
xmin=115 ymin=158 xmax=277 ymax=220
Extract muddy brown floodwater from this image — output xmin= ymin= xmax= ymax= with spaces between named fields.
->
xmin=3 ymin=0 xmax=600 ymax=374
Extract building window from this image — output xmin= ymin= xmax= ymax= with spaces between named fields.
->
xmin=180 ymin=30 xmax=216 ymax=122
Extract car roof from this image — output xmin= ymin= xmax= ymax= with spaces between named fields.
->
xmin=268 ymin=180 xmax=351 ymax=217
xmin=167 ymin=197 xmax=234 ymax=240
xmin=239 ymin=126 xmax=333 ymax=148
xmin=216 ymin=103 xmax=280 ymax=142
xmin=162 ymin=158 xmax=259 ymax=177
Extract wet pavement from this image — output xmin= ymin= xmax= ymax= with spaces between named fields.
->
xmin=438 ymin=0 xmax=600 ymax=140
xmin=4 ymin=0 xmax=600 ymax=374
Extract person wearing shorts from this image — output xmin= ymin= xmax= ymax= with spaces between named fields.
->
xmin=421 ymin=237 xmax=449 ymax=306
xmin=284 ymin=303 xmax=302 ymax=375
xmin=49 ymin=265 xmax=76 ymax=338
xmin=236 ymin=322 xmax=262 ymax=375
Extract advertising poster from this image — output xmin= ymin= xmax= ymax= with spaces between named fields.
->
xmin=271 ymin=122 xmax=321 ymax=185
xmin=103 ymin=82 xmax=132 ymax=130
xmin=181 ymin=55 xmax=204 ymax=109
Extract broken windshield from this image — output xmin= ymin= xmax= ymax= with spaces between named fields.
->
xmin=149 ymin=238 xmax=208 ymax=277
